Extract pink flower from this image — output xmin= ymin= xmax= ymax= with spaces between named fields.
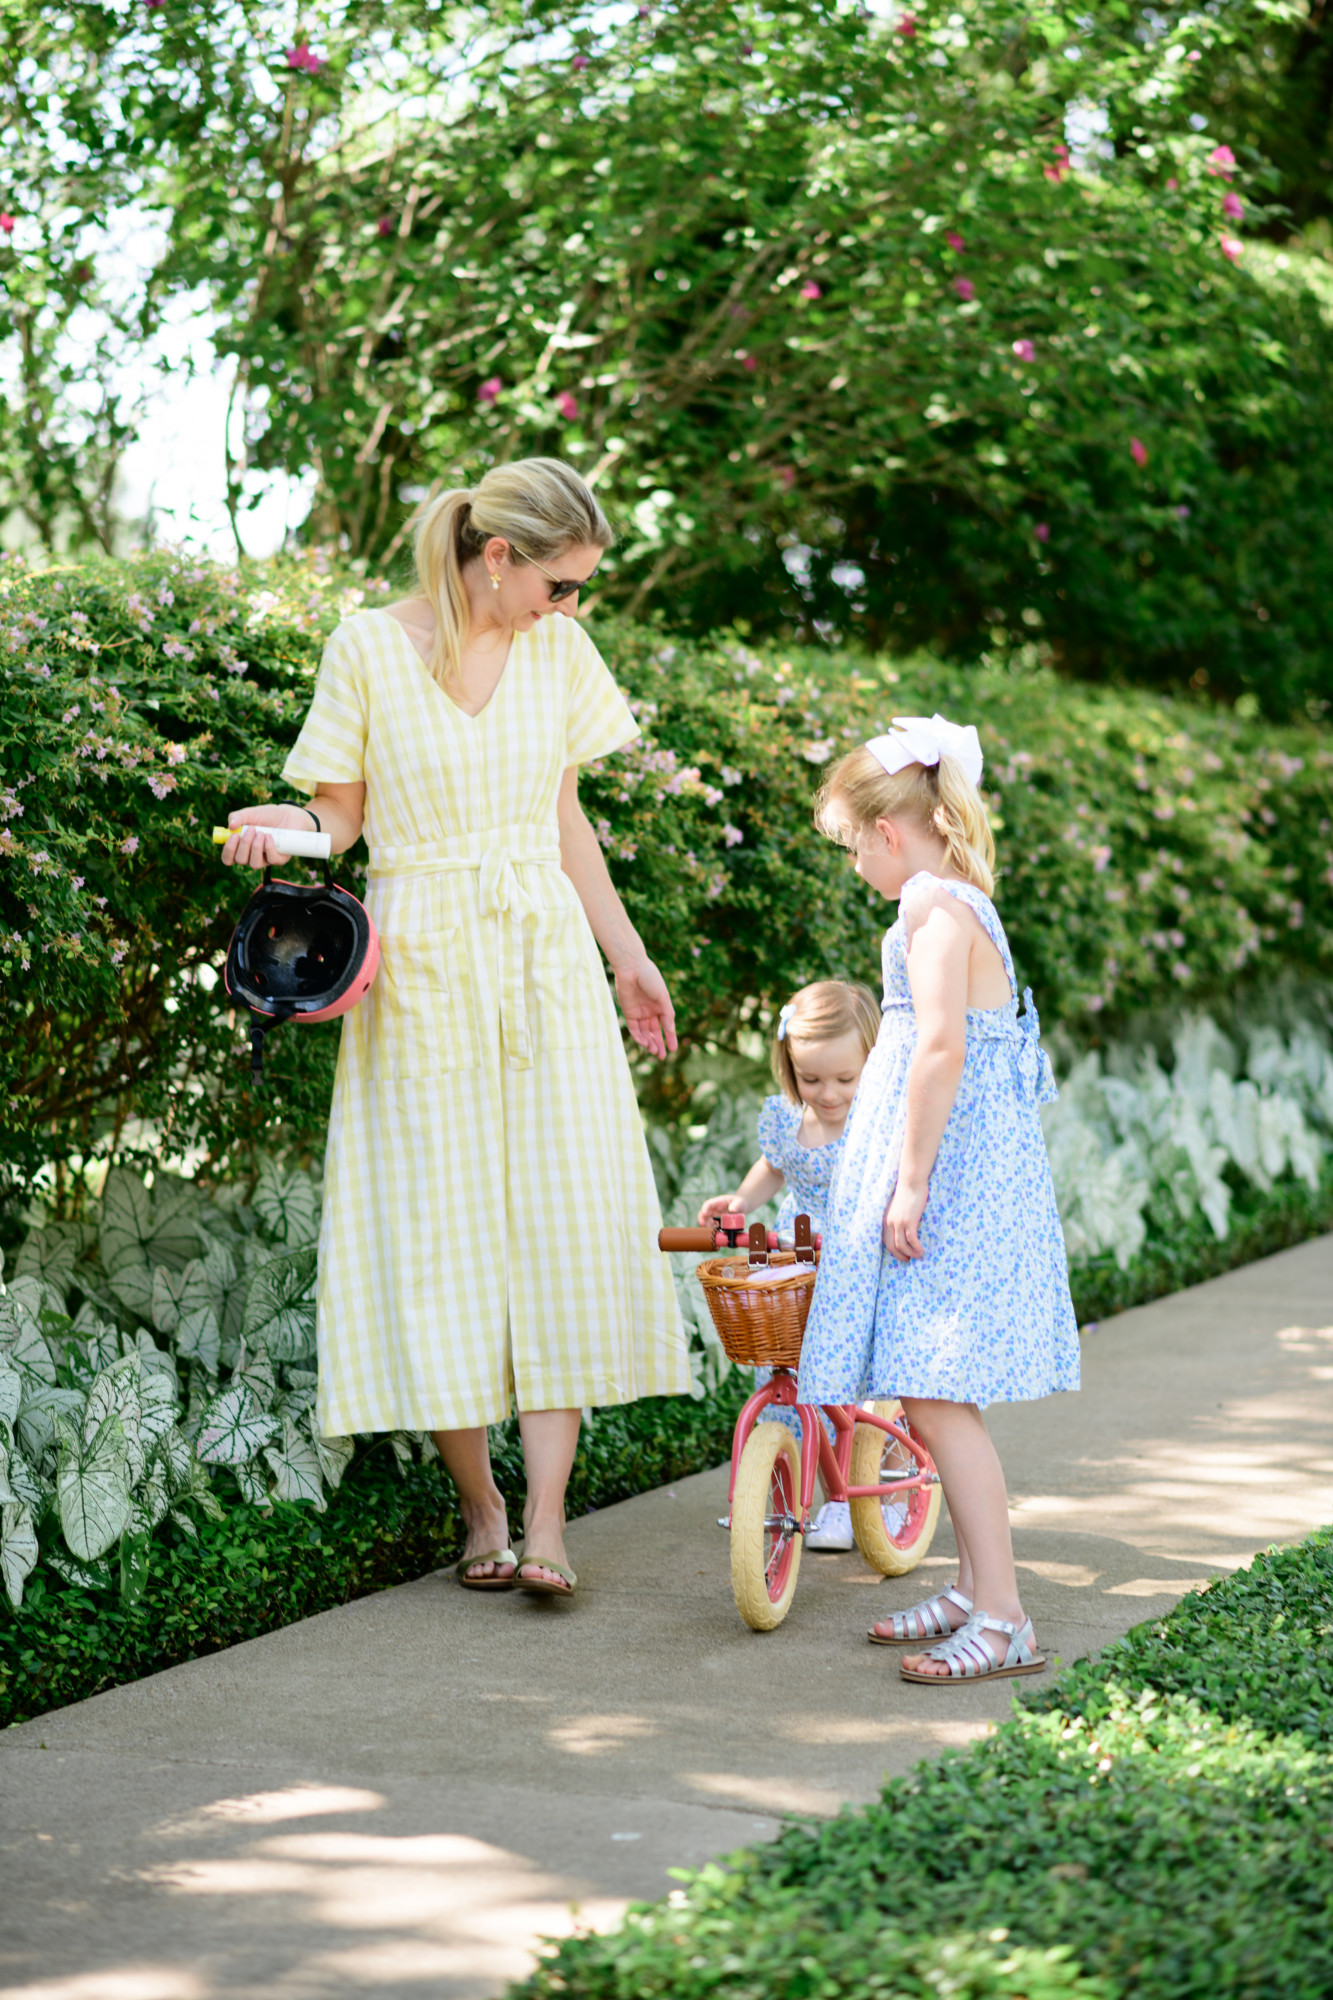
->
xmin=778 ymin=465 xmax=797 ymax=490
xmin=1166 ymin=177 xmax=1179 ymax=192
xmin=72 ymin=877 xmax=84 ymax=889
xmin=1012 ymin=338 xmax=1036 ymax=362
xmin=0 ymin=214 xmax=13 ymax=234
xmin=554 ymin=390 xmax=579 ymax=421
xmin=800 ymin=280 xmax=821 ymax=300
xmin=1130 ymin=437 xmax=1148 ymax=468
xmin=946 ymin=231 xmax=965 ymax=252
xmin=1222 ymin=191 xmax=1244 ymax=220
xmin=1220 ymin=234 xmax=1243 ymax=263
xmin=477 ymin=376 xmax=502 ymax=406
xmin=1175 ymin=504 xmax=1190 ymax=519
xmin=571 ymin=53 xmax=589 ymax=70
xmin=1186 ymin=49 xmax=1201 ymax=61
xmin=1206 ymin=145 xmax=1236 ymax=178
xmin=285 ymin=42 xmax=325 ymax=72
xmin=377 ymin=216 xmax=394 ymax=236
xmin=1045 ymin=143 xmax=1071 ymax=185
xmin=741 ymin=355 xmax=757 ymax=373
xmin=953 ymin=276 xmax=975 ymax=301
xmin=722 ymin=823 xmax=744 ymax=847
xmin=1034 ymin=522 xmax=1050 ymax=542
xmin=896 ymin=12 xmax=916 ymax=35
xmin=119 ymin=835 xmax=140 ymax=856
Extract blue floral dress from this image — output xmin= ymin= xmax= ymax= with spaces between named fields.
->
xmin=797 ymin=873 xmax=1079 ymax=1409
xmin=757 ymin=1094 xmax=842 ymax=1240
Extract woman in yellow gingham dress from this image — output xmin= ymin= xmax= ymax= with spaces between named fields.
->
xmin=223 ymin=460 xmax=689 ymax=1597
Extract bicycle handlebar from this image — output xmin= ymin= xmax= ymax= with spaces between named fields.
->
xmin=658 ymin=1227 xmax=719 ymax=1253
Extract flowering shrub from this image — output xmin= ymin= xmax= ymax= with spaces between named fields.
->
xmin=3 ymin=550 xmax=1333 ymax=1187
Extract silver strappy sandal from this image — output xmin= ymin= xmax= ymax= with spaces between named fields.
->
xmin=868 ymin=1583 xmax=974 ymax=1647
xmin=899 ymin=1610 xmax=1047 ymax=1684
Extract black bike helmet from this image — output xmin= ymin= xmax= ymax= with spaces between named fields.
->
xmin=224 ymin=866 xmax=380 ymax=1083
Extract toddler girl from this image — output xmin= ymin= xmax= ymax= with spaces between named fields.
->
xmin=699 ymin=979 xmax=880 ymax=1550
xmin=798 ymin=714 xmax=1079 ymax=1682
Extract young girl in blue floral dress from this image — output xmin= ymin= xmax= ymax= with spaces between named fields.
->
xmin=699 ymin=980 xmax=880 ymax=1549
xmin=799 ymin=715 xmax=1079 ymax=1684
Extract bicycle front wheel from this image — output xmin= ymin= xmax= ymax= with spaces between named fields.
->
xmin=730 ymin=1421 xmax=803 ymax=1630
xmin=849 ymin=1400 xmax=942 ymax=1577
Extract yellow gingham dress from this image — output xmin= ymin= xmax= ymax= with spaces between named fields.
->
xmin=281 ymin=608 xmax=689 ymax=1435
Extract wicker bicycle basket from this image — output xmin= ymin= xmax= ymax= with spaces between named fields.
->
xmin=696 ymin=1255 xmax=817 ymax=1369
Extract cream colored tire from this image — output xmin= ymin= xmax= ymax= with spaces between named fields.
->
xmin=849 ymin=1400 xmax=942 ymax=1577
xmin=730 ymin=1421 xmax=804 ymax=1631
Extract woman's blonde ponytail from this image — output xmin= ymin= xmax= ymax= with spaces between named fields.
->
xmin=410 ymin=458 xmax=612 ymax=697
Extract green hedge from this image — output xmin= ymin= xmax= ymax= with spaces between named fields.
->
xmin=514 ymin=1527 xmax=1333 ymax=2000
xmin=4 ymin=548 xmax=1333 ymax=1184
xmin=0 ymin=1376 xmax=744 ymax=1731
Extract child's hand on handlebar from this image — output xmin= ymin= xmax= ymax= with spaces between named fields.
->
xmin=698 ymin=1193 xmax=745 ymax=1228
xmin=220 ymin=804 xmax=317 ymax=871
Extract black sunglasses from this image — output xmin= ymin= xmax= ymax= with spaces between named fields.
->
xmin=508 ymin=541 xmax=601 ymax=601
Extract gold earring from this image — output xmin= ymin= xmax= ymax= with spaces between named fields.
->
xmin=490 ymin=571 xmax=500 ymax=591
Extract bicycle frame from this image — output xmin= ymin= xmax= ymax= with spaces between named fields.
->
xmin=726 ymin=1367 xmax=936 ymax=1529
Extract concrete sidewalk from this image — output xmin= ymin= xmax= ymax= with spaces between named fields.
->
xmin=3 ymin=1236 xmax=1332 ymax=2000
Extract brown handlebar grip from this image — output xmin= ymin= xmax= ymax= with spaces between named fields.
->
xmin=658 ymin=1227 xmax=716 ymax=1252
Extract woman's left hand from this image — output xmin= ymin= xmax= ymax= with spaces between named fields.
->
xmin=614 ymin=956 xmax=677 ymax=1060
xmin=883 ymin=1178 xmax=928 ymax=1262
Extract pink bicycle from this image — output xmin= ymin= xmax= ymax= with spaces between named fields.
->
xmin=659 ymin=1213 xmax=941 ymax=1630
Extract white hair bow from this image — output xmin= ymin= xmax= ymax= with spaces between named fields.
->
xmin=776 ymin=1002 xmax=796 ymax=1041
xmin=865 ymin=714 xmax=984 ymax=789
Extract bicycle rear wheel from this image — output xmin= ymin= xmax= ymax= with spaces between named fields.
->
xmin=849 ymin=1400 xmax=941 ymax=1577
xmin=730 ymin=1422 xmax=803 ymax=1630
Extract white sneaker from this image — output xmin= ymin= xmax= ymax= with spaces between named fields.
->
xmin=805 ymin=1500 xmax=855 ymax=1551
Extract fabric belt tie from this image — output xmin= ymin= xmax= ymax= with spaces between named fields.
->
xmin=879 ymin=988 xmax=1056 ymax=1107
xmin=367 ymin=828 xmax=561 ymax=1071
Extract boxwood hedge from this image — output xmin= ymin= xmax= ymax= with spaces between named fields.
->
xmin=515 ymin=1527 xmax=1333 ymax=2000
xmin=4 ymin=547 xmax=1333 ymax=1187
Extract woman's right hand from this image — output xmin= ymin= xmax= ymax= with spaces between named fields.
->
xmin=697 ymin=1193 xmax=744 ymax=1228
xmin=220 ymin=803 xmax=316 ymax=871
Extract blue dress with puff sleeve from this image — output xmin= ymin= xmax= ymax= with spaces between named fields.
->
xmin=797 ymin=873 xmax=1079 ymax=1410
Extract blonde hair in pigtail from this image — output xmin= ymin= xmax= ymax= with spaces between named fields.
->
xmin=815 ymin=746 xmax=996 ymax=897
xmin=411 ymin=457 xmax=613 ymax=698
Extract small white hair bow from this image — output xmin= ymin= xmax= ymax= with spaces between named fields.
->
xmin=776 ymin=1002 xmax=796 ymax=1041
xmin=865 ymin=714 xmax=984 ymax=789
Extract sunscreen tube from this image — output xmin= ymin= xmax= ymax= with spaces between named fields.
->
xmin=212 ymin=825 xmax=333 ymax=861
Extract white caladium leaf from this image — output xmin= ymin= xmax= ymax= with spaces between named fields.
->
xmin=194 ymin=1385 xmax=279 ymax=1466
xmin=3 ymin=1440 xmax=48 ymax=1509
xmin=0 ymin=1290 xmax=57 ymax=1386
xmin=199 ymin=1234 xmax=238 ymax=1300
xmin=241 ymin=1245 xmax=317 ymax=1362
xmin=152 ymin=1260 xmax=221 ymax=1373
xmin=17 ymin=1384 xmax=86 ymax=1467
xmin=139 ymin=1370 xmax=179 ymax=1447
xmin=0 ymin=1438 xmax=15 ymax=1505
xmin=84 ymin=1356 xmax=145 ymax=1485
xmin=126 ymin=1327 xmax=178 ymax=1383
xmin=311 ymin=1429 xmax=354 ymax=1493
xmin=128 ymin=1455 xmax=171 ymax=1534
xmin=0 ymin=1359 xmax=21 ymax=1428
xmin=14 ymin=1222 xmax=83 ymax=1294
xmin=274 ymin=1378 xmax=317 ymax=1425
xmin=57 ymin=1409 xmax=132 ymax=1560
xmin=47 ymin=1547 xmax=114 ymax=1590
xmin=252 ymin=1160 xmax=321 ymax=1248
xmin=107 ymin=1261 xmax=156 ymax=1322
xmin=0 ymin=1500 xmax=38 ymax=1609
xmin=233 ymin=1459 xmax=271 ymax=1508
xmin=8 ymin=1272 xmax=69 ymax=1322
xmin=235 ymin=1341 xmax=277 ymax=1412
xmin=186 ymin=1454 xmax=224 ymax=1520
xmin=72 ymin=1301 xmax=125 ymax=1366
xmin=386 ymin=1431 xmax=416 ymax=1472
xmin=169 ymin=1504 xmax=198 ymax=1538
xmin=101 ymin=1168 xmax=203 ymax=1278
xmin=263 ymin=1417 xmax=326 ymax=1510
xmin=152 ymin=1424 xmax=194 ymax=1494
